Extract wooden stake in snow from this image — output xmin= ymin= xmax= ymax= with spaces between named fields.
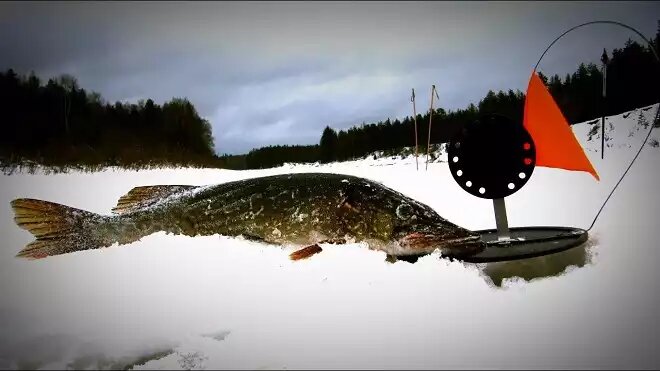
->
xmin=411 ymin=88 xmax=419 ymax=170
xmin=426 ymin=85 xmax=439 ymax=170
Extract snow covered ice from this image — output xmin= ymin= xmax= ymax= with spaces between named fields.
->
xmin=1 ymin=104 xmax=659 ymax=369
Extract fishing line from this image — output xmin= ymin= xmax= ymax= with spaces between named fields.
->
xmin=532 ymin=20 xmax=660 ymax=232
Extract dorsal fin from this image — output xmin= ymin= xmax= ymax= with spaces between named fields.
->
xmin=112 ymin=185 xmax=198 ymax=215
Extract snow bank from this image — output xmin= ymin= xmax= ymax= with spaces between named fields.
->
xmin=0 ymin=105 xmax=659 ymax=369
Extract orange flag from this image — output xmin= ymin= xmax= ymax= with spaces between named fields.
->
xmin=523 ymin=71 xmax=599 ymax=181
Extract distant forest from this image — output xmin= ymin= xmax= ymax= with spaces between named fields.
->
xmin=1 ymin=25 xmax=659 ymax=172
xmin=224 ymin=28 xmax=660 ymax=170
xmin=0 ymin=72 xmax=219 ymax=171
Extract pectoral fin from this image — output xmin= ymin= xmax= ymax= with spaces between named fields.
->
xmin=289 ymin=244 xmax=323 ymax=261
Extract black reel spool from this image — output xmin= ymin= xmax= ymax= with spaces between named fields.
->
xmin=448 ymin=113 xmax=536 ymax=199
xmin=448 ymin=113 xmax=588 ymax=263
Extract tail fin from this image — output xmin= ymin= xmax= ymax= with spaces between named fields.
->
xmin=11 ymin=198 xmax=111 ymax=260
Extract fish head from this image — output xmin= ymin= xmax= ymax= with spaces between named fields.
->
xmin=390 ymin=200 xmax=486 ymax=259
xmin=340 ymin=179 xmax=485 ymax=259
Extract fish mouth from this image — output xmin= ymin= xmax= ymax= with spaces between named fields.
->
xmin=398 ymin=232 xmax=485 ymax=258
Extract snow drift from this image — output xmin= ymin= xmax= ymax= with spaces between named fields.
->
xmin=0 ymin=104 xmax=659 ymax=369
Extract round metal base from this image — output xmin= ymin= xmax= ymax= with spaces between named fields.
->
xmin=460 ymin=226 xmax=588 ymax=263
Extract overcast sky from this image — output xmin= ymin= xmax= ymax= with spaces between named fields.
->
xmin=1 ymin=1 xmax=658 ymax=154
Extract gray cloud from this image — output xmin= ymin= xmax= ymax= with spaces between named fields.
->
xmin=1 ymin=1 xmax=658 ymax=154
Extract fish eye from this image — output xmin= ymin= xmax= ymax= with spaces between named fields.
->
xmin=396 ymin=203 xmax=414 ymax=219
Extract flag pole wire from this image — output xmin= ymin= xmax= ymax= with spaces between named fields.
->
xmin=531 ymin=20 xmax=660 ymax=232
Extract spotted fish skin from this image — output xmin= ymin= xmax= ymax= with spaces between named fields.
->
xmin=12 ymin=173 xmax=485 ymax=260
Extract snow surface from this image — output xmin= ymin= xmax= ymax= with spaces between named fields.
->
xmin=1 ymin=104 xmax=659 ymax=369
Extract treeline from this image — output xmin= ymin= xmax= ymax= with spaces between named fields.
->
xmin=235 ymin=29 xmax=660 ymax=169
xmin=246 ymin=144 xmax=319 ymax=169
xmin=4 ymin=24 xmax=659 ymax=172
xmin=222 ymin=91 xmax=521 ymax=169
xmin=546 ymin=38 xmax=660 ymax=123
xmin=0 ymin=70 xmax=219 ymax=170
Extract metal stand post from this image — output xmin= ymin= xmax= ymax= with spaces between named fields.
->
xmin=492 ymin=198 xmax=510 ymax=241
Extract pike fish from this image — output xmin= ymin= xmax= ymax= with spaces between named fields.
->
xmin=11 ymin=173 xmax=485 ymax=262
